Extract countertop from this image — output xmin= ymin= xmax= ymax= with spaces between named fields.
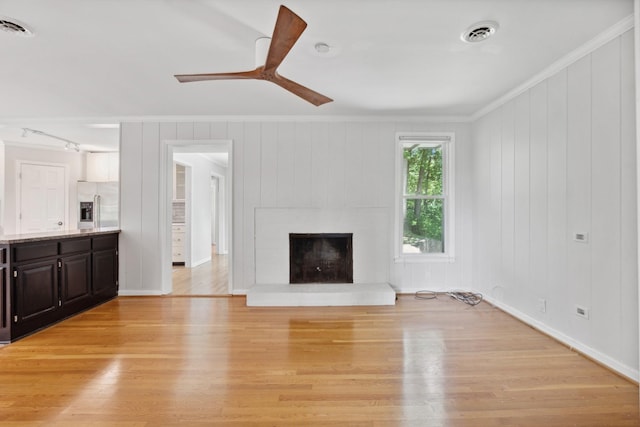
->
xmin=0 ymin=227 xmax=120 ymax=244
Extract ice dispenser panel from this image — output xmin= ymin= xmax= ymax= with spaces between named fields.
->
xmin=80 ymin=201 xmax=93 ymax=222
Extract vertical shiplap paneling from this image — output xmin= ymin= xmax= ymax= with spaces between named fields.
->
xmin=276 ymin=123 xmax=295 ymax=207
xmin=500 ymin=101 xmax=516 ymax=298
xmin=546 ymin=69 xmax=569 ymax=327
xmin=529 ymin=81 xmax=549 ymax=313
xmin=310 ymin=122 xmax=329 ymax=208
xmin=140 ymin=123 xmax=161 ymax=291
xmin=344 ymin=122 xmax=365 ymax=207
xmin=566 ymin=55 xmax=592 ymax=340
xmin=513 ymin=92 xmax=531 ymax=308
xmin=619 ymin=30 xmax=639 ymax=368
xmin=193 ymin=122 xmax=211 ymax=139
xmin=176 ymin=122 xmax=194 ymax=140
xmin=590 ymin=38 xmax=622 ymax=353
xmin=453 ymin=124 xmax=471 ymax=287
xmin=361 ymin=123 xmax=381 ymax=207
xmin=243 ymin=122 xmax=261 ymax=288
xmin=327 ymin=122 xmax=347 ymax=208
xmin=377 ymin=123 xmax=397 ymax=208
xmin=119 ymin=122 xmax=144 ymax=291
xmin=228 ymin=122 xmax=244 ymax=289
xmin=487 ymin=111 xmax=503 ymax=292
xmin=470 ymin=118 xmax=489 ymax=289
xmin=260 ymin=122 xmax=278 ymax=207
xmin=209 ymin=122 xmax=228 ymax=139
xmin=293 ymin=122 xmax=313 ymax=207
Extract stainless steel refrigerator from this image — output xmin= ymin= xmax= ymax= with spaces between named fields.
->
xmin=77 ymin=181 xmax=119 ymax=229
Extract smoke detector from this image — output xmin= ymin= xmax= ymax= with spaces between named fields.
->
xmin=461 ymin=21 xmax=498 ymax=43
xmin=0 ymin=17 xmax=34 ymax=37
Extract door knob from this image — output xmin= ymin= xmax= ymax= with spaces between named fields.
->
xmin=57 ymin=221 xmax=63 ymax=226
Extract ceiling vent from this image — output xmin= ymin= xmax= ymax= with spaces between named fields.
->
xmin=461 ymin=21 xmax=498 ymax=43
xmin=0 ymin=17 xmax=34 ymax=37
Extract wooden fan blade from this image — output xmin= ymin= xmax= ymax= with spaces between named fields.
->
xmin=264 ymin=6 xmax=307 ymax=71
xmin=272 ymin=74 xmax=332 ymax=106
xmin=175 ymin=68 xmax=261 ymax=83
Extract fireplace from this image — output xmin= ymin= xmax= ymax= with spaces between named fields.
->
xmin=289 ymin=233 xmax=353 ymax=284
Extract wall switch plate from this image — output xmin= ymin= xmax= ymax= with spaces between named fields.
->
xmin=575 ymin=305 xmax=589 ymax=319
xmin=574 ymin=232 xmax=589 ymax=243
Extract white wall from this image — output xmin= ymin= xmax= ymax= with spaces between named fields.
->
xmin=0 ymin=143 xmax=85 ymax=235
xmin=119 ymin=120 xmax=473 ymax=295
xmin=471 ymin=30 xmax=638 ymax=380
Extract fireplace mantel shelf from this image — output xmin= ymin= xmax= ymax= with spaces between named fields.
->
xmin=246 ymin=283 xmax=396 ymax=307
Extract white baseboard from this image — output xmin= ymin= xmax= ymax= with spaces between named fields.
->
xmin=118 ymin=290 xmax=164 ymax=296
xmin=483 ymin=295 xmax=639 ymax=383
xmin=189 ymin=256 xmax=211 ymax=268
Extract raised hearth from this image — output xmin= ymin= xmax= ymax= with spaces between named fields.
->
xmin=246 ymin=283 xmax=396 ymax=307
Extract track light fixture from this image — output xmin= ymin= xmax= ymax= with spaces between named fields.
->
xmin=21 ymin=127 xmax=80 ymax=152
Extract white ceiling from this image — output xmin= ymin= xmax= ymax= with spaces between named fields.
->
xmin=0 ymin=0 xmax=633 ymax=151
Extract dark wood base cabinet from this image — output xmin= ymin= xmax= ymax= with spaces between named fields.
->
xmin=0 ymin=231 xmax=119 ymax=343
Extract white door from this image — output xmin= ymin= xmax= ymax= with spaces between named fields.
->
xmin=19 ymin=163 xmax=67 ymax=233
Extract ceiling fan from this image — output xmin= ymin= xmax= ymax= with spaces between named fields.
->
xmin=174 ymin=5 xmax=333 ymax=106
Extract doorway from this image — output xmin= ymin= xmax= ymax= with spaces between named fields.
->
xmin=17 ymin=162 xmax=68 ymax=233
xmin=164 ymin=141 xmax=231 ymax=296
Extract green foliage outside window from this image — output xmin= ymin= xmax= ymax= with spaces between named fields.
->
xmin=403 ymin=145 xmax=444 ymax=253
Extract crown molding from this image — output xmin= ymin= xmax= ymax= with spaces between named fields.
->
xmin=471 ymin=14 xmax=634 ymax=122
xmin=1 ymin=114 xmax=473 ymax=125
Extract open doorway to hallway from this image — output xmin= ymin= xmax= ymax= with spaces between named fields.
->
xmin=168 ymin=144 xmax=231 ymax=296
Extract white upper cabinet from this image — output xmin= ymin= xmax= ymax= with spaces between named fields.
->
xmin=87 ymin=152 xmax=119 ymax=182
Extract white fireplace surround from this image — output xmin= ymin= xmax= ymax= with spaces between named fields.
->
xmin=254 ymin=208 xmax=390 ymax=285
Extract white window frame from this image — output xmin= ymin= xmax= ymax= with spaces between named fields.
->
xmin=394 ymin=132 xmax=455 ymax=262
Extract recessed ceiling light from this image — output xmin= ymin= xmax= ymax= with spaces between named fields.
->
xmin=0 ymin=17 xmax=34 ymax=37
xmin=461 ymin=21 xmax=499 ymax=43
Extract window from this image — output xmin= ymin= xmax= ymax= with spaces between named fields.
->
xmin=396 ymin=132 xmax=454 ymax=260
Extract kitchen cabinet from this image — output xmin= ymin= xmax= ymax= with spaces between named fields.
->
xmin=87 ymin=152 xmax=119 ymax=182
xmin=92 ymin=234 xmax=118 ymax=299
xmin=172 ymin=224 xmax=185 ymax=264
xmin=173 ymin=162 xmax=185 ymax=200
xmin=0 ymin=230 xmax=119 ymax=343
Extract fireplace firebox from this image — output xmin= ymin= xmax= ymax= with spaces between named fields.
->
xmin=289 ymin=233 xmax=353 ymax=284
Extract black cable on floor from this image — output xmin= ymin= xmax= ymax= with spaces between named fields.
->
xmin=414 ymin=290 xmax=483 ymax=306
xmin=446 ymin=291 xmax=483 ymax=306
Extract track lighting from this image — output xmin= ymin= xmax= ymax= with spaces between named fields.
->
xmin=21 ymin=127 xmax=80 ymax=152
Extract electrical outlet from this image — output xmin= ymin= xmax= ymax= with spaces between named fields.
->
xmin=537 ymin=298 xmax=546 ymax=313
xmin=574 ymin=232 xmax=589 ymax=243
xmin=575 ymin=305 xmax=589 ymax=319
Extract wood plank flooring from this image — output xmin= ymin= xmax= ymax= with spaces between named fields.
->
xmin=0 ymin=295 xmax=637 ymax=426
xmin=171 ymin=246 xmax=229 ymax=295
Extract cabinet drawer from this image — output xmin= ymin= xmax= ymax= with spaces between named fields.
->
xmin=13 ymin=242 xmax=58 ymax=263
xmin=60 ymin=238 xmax=91 ymax=255
xmin=172 ymin=234 xmax=185 ymax=243
xmin=172 ymin=224 xmax=186 ymax=233
xmin=93 ymin=234 xmax=118 ymax=251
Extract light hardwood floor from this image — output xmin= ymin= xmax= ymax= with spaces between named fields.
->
xmin=0 ymin=295 xmax=637 ymax=426
xmin=172 ymin=246 xmax=229 ymax=295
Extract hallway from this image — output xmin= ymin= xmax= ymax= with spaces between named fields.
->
xmin=171 ymin=245 xmax=228 ymax=295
